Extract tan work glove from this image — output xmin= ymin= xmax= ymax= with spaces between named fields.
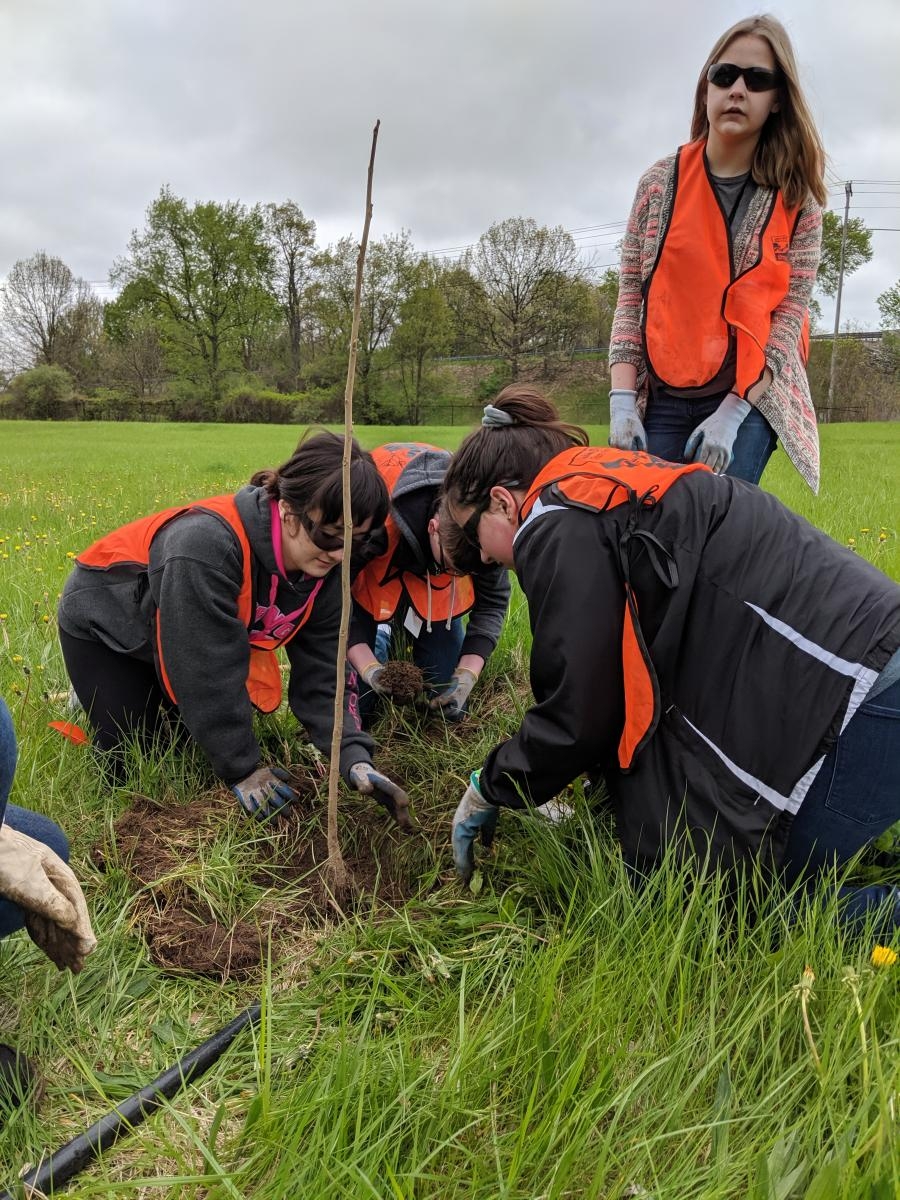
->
xmin=0 ymin=826 xmax=97 ymax=972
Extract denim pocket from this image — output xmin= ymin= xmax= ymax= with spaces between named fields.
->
xmin=823 ymin=703 xmax=900 ymax=827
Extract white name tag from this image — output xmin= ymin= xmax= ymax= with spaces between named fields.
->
xmin=403 ymin=608 xmax=424 ymax=638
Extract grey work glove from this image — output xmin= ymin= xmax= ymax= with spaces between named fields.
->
xmin=428 ymin=667 xmax=477 ymax=721
xmin=348 ymin=762 xmax=413 ymax=831
xmin=361 ymin=661 xmax=389 ymax=696
xmin=232 ymin=766 xmax=299 ymax=821
xmin=683 ymin=392 xmax=751 ymax=473
xmin=0 ymin=826 xmax=97 ymax=973
xmin=451 ymin=772 xmax=498 ymax=884
xmin=608 ymin=389 xmax=647 ymax=453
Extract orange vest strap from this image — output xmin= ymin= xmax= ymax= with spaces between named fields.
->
xmin=77 ymin=494 xmax=297 ymax=713
xmin=353 ymin=443 xmax=475 ymax=625
xmin=520 ymin=448 xmax=697 ymax=768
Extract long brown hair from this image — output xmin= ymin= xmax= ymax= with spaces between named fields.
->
xmin=251 ymin=431 xmax=389 ymax=528
xmin=690 ymin=14 xmax=826 ymax=209
xmin=439 ymin=386 xmax=587 ymax=570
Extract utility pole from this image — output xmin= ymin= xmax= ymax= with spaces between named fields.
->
xmin=825 ymin=180 xmax=852 ymax=422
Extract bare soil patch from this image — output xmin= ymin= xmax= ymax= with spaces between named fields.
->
xmin=91 ymin=770 xmax=423 ymax=981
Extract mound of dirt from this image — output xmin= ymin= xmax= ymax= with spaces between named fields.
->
xmin=379 ymin=660 xmax=425 ymax=705
xmin=140 ymin=907 xmax=264 ymax=978
xmin=92 ymin=770 xmax=422 ymax=980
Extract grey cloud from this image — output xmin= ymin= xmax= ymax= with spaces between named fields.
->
xmin=0 ymin=0 xmax=897 ymax=324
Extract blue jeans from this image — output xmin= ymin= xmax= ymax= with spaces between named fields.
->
xmin=782 ymin=674 xmax=900 ymax=937
xmin=355 ymin=609 xmax=465 ymax=726
xmin=644 ymin=390 xmax=778 ymax=485
xmin=0 ymin=697 xmax=70 ymax=939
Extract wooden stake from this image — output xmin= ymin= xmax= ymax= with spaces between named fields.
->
xmin=325 ymin=119 xmax=380 ymax=890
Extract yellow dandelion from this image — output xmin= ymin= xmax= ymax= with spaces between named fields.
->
xmin=11 ymin=655 xmax=23 ymax=663
xmin=860 ymin=527 xmax=870 ymax=533
xmin=65 ymin=551 xmax=76 ymax=559
xmin=872 ymin=945 xmax=898 ymax=968
xmin=879 ymin=533 xmax=887 ymax=542
xmin=0 ymin=614 xmax=6 ymax=620
xmin=847 ymin=538 xmax=856 ymax=546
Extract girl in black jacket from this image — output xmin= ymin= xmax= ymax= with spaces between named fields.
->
xmin=441 ymin=386 xmax=900 ymax=935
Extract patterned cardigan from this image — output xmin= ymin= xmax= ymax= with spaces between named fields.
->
xmin=609 ymin=149 xmax=823 ymax=492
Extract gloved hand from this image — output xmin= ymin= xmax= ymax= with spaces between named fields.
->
xmin=348 ymin=762 xmax=412 ymax=831
xmin=232 ymin=766 xmax=299 ymax=821
xmin=0 ymin=826 xmax=97 ymax=973
xmin=428 ymin=667 xmax=478 ymax=720
xmin=451 ymin=771 xmax=498 ymax=884
xmin=361 ymin=661 xmax=388 ymax=696
xmin=683 ymin=392 xmax=751 ymax=473
xmin=608 ymin=389 xmax=647 ymax=453
xmin=534 ymin=798 xmax=575 ymax=824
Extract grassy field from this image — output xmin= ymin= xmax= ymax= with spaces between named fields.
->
xmin=0 ymin=420 xmax=898 ymax=1198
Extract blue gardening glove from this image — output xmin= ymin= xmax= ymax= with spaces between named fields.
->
xmin=428 ymin=667 xmax=478 ymax=721
xmin=451 ymin=771 xmax=499 ymax=883
xmin=683 ymin=392 xmax=751 ymax=473
xmin=348 ymin=761 xmax=413 ymax=831
xmin=608 ymin=389 xmax=647 ymax=453
xmin=232 ymin=766 xmax=299 ymax=821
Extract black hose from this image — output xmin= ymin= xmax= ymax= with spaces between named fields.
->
xmin=1 ymin=1002 xmax=262 ymax=1198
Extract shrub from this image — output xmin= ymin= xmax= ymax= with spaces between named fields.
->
xmin=8 ymin=365 xmax=74 ymax=419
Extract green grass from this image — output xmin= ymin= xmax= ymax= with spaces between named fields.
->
xmin=0 ymin=420 xmax=898 ymax=1198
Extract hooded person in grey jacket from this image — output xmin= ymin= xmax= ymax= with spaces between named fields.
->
xmin=347 ymin=443 xmax=511 ymax=726
xmin=58 ymin=433 xmax=413 ymax=828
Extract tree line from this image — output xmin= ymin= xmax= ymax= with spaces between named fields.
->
xmin=0 ymin=186 xmax=892 ymax=423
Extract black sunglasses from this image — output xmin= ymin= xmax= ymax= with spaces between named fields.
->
xmin=707 ymin=62 xmax=781 ymax=93
xmin=295 ymin=511 xmax=377 ymax=553
xmin=457 ymin=481 xmax=522 ymax=552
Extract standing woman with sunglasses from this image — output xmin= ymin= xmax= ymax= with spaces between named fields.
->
xmin=58 ymin=433 xmax=412 ymax=827
xmin=609 ymin=15 xmax=826 ymax=489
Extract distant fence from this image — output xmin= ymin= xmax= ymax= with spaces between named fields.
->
xmin=809 ymin=329 xmax=899 ymax=343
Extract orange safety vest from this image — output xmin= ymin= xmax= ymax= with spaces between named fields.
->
xmin=643 ymin=139 xmax=809 ymax=399
xmin=519 ymin=447 xmax=708 ymax=770
xmin=352 ymin=443 xmax=475 ymax=626
xmin=77 ymin=495 xmax=317 ymax=714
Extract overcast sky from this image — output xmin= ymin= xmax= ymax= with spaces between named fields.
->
xmin=2 ymin=0 xmax=898 ymax=328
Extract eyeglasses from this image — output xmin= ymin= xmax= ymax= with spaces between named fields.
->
xmin=294 ymin=511 xmax=378 ymax=553
xmin=706 ymin=62 xmax=781 ymax=93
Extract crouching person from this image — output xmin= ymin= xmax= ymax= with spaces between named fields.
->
xmin=442 ymin=388 xmax=900 ymax=937
xmin=0 ymin=696 xmax=97 ymax=1111
xmin=347 ymin=442 xmax=511 ymax=727
xmin=58 ymin=433 xmax=411 ymax=828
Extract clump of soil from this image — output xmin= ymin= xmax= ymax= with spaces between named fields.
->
xmin=92 ymin=770 xmax=421 ymax=980
xmin=140 ymin=907 xmax=265 ymax=978
xmin=379 ymin=660 xmax=425 ymax=705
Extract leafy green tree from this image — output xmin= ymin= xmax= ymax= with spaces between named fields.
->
xmin=816 ymin=211 xmax=873 ymax=298
xmin=590 ymin=268 xmax=620 ymax=348
xmin=393 ymin=259 xmax=454 ymax=422
xmin=55 ymin=286 xmax=106 ymax=391
xmin=876 ymin=279 xmax=900 ymax=329
xmin=112 ymin=188 xmax=276 ymax=405
xmin=467 ymin=218 xmax=583 ymax=377
xmin=437 ymin=264 xmax=489 ymax=357
xmin=264 ymin=201 xmax=317 ymax=389
xmin=312 ymin=231 xmax=418 ymax=419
